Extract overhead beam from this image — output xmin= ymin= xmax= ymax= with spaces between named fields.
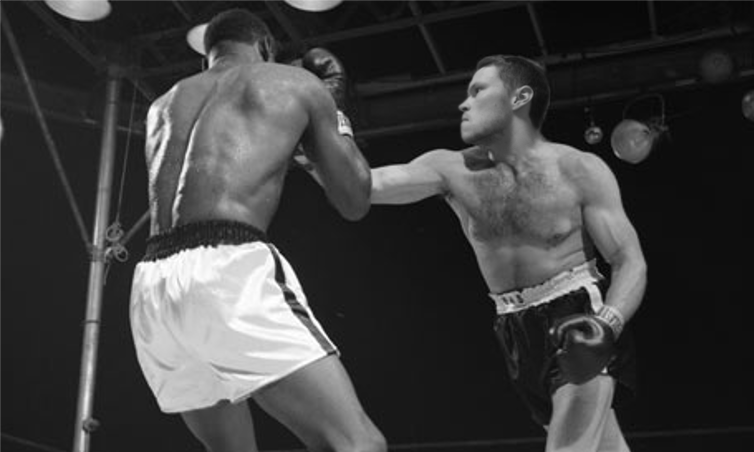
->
xmin=170 ymin=0 xmax=193 ymax=23
xmin=1 ymin=74 xmax=146 ymax=137
xmin=24 ymin=1 xmax=104 ymax=70
xmin=357 ymin=24 xmax=752 ymax=97
xmin=4 ymin=31 xmax=752 ymax=142
xmin=409 ymin=1 xmax=447 ymax=74
xmin=134 ymin=1 xmax=526 ymax=78
xmin=526 ymin=2 xmax=548 ymax=56
xmin=265 ymin=0 xmax=305 ymax=46
xmin=301 ymin=1 xmax=528 ymax=46
xmin=647 ymin=0 xmax=659 ymax=38
xmin=23 ymin=0 xmax=157 ymax=101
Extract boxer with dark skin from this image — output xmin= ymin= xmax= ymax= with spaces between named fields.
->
xmin=367 ymin=56 xmax=647 ymax=451
xmin=131 ymin=9 xmax=385 ymax=452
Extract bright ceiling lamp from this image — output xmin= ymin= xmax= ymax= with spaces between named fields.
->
xmin=283 ymin=0 xmax=344 ymax=12
xmin=186 ymin=23 xmax=208 ymax=56
xmin=45 ymin=0 xmax=111 ymax=22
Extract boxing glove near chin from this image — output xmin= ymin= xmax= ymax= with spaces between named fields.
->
xmin=301 ymin=47 xmax=353 ymax=137
xmin=301 ymin=47 xmax=348 ymax=110
xmin=549 ymin=306 xmax=624 ymax=385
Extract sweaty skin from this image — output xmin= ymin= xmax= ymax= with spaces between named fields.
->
xmin=145 ymin=59 xmax=370 ymax=236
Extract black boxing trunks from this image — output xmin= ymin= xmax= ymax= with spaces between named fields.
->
xmin=489 ymin=260 xmax=636 ymax=426
xmin=130 ymin=220 xmax=337 ymax=413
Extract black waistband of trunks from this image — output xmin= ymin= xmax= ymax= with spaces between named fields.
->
xmin=142 ymin=220 xmax=269 ymax=262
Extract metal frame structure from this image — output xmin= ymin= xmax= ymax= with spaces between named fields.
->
xmin=2 ymin=2 xmax=753 ymax=452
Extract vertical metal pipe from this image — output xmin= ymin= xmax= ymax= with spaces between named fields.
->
xmin=72 ymin=67 xmax=122 ymax=452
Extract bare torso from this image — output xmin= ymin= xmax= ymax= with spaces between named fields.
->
xmin=145 ymin=62 xmax=313 ymax=235
xmin=442 ymin=144 xmax=596 ymax=293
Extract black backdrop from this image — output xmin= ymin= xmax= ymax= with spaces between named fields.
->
xmin=2 ymin=78 xmax=753 ymax=451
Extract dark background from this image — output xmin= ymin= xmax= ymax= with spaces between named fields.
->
xmin=2 ymin=1 xmax=753 ymax=451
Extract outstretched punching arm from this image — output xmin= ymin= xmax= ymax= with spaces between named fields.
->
xmin=371 ymin=150 xmax=452 ymax=205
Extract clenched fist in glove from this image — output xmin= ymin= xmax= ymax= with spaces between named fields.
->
xmin=301 ymin=47 xmax=353 ymax=137
xmin=549 ymin=305 xmax=625 ymax=385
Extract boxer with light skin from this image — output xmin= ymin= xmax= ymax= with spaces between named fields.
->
xmin=129 ymin=9 xmax=385 ymax=452
xmin=367 ymin=56 xmax=646 ymax=451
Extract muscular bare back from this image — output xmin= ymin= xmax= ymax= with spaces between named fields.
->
xmin=441 ymin=144 xmax=598 ymax=291
xmin=145 ymin=62 xmax=316 ymax=235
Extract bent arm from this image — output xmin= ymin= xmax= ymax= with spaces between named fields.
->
xmin=579 ymin=155 xmax=647 ymax=324
xmin=371 ymin=150 xmax=449 ymax=204
xmin=302 ymin=82 xmax=371 ymax=221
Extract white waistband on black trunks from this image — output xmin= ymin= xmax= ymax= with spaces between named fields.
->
xmin=489 ymin=260 xmax=602 ymax=315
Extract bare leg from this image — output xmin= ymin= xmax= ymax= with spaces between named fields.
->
xmin=546 ymin=375 xmax=629 ymax=452
xmin=253 ymin=354 xmax=386 ymax=452
xmin=181 ymin=400 xmax=258 ymax=452
xmin=598 ymin=409 xmax=630 ymax=452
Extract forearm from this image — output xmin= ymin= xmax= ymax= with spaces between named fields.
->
xmin=604 ymin=251 xmax=647 ymax=324
xmin=322 ymin=140 xmax=371 ymax=220
xmin=371 ymin=166 xmax=441 ymax=205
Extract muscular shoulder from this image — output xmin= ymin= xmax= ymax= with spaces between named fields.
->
xmin=145 ymin=88 xmax=176 ymax=143
xmin=248 ymin=63 xmax=330 ymax=105
xmin=555 ymin=143 xmax=618 ymax=199
xmin=410 ymin=148 xmax=469 ymax=178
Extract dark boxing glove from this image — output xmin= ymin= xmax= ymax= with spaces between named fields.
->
xmin=301 ymin=47 xmax=353 ymax=137
xmin=549 ymin=305 xmax=625 ymax=385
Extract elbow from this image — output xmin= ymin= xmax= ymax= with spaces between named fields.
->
xmin=638 ymin=258 xmax=648 ymax=285
xmin=632 ymin=249 xmax=648 ymax=278
xmin=340 ymin=197 xmax=370 ymax=221
xmin=343 ymin=176 xmax=372 ymax=220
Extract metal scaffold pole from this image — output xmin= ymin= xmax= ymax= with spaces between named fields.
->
xmin=72 ymin=67 xmax=123 ymax=452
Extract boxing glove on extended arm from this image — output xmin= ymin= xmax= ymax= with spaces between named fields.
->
xmin=549 ymin=305 xmax=625 ymax=385
xmin=301 ymin=47 xmax=353 ymax=137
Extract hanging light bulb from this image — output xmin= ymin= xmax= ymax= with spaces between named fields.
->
xmin=742 ymin=90 xmax=754 ymax=122
xmin=583 ymin=107 xmax=603 ymax=145
xmin=283 ymin=0 xmax=344 ymax=12
xmin=584 ymin=124 xmax=604 ymax=145
xmin=610 ymin=94 xmax=667 ymax=164
xmin=45 ymin=0 xmax=111 ymax=22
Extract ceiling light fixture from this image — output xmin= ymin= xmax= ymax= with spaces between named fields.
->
xmin=283 ymin=0 xmax=344 ymax=12
xmin=44 ymin=0 xmax=111 ymax=22
xmin=583 ymin=107 xmax=603 ymax=145
xmin=611 ymin=94 xmax=668 ymax=164
xmin=186 ymin=23 xmax=208 ymax=56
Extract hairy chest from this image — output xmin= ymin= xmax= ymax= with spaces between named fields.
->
xmin=450 ymin=164 xmax=580 ymax=244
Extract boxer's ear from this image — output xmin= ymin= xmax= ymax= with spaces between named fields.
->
xmin=259 ymin=36 xmax=275 ymax=62
xmin=512 ymin=85 xmax=534 ymax=111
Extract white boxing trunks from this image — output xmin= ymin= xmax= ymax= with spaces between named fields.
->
xmin=129 ymin=220 xmax=337 ymax=413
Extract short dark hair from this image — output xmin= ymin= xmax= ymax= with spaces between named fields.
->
xmin=204 ymin=9 xmax=275 ymax=60
xmin=476 ymin=55 xmax=550 ymax=129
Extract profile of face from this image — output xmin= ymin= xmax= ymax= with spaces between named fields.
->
xmin=460 ymin=64 xmax=537 ymax=145
xmin=459 ymin=65 xmax=513 ymax=145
